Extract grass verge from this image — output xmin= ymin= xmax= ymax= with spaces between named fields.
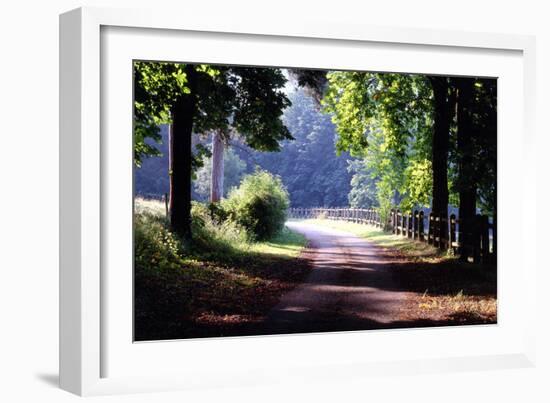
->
xmin=299 ymin=218 xmax=497 ymax=326
xmin=134 ymin=199 xmax=310 ymax=341
xmin=299 ymin=218 xmax=440 ymax=258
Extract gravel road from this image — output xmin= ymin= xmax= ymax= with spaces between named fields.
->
xmin=265 ymin=221 xmax=409 ymax=334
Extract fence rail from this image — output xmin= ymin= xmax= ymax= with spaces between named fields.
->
xmin=288 ymin=207 xmax=495 ymax=264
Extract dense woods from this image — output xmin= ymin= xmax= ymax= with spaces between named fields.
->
xmin=135 ymin=90 xmax=355 ymax=208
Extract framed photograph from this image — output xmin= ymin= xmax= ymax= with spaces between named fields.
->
xmin=60 ymin=6 xmax=537 ymax=396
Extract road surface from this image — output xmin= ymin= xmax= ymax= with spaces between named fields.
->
xmin=266 ymin=221 xmax=409 ymax=334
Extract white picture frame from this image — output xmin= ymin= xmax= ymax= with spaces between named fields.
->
xmin=59 ymin=6 xmax=537 ymax=396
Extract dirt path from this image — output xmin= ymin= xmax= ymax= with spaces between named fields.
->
xmin=265 ymin=221 xmax=410 ymax=334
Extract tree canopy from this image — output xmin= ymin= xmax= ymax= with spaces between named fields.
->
xmin=322 ymin=72 xmax=434 ymax=216
xmin=134 ymin=61 xmax=292 ymax=237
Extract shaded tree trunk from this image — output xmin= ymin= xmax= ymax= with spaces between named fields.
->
xmin=169 ymin=65 xmax=197 ymax=240
xmin=210 ymin=130 xmax=225 ymax=203
xmin=428 ymin=77 xmax=453 ymax=234
xmin=454 ymin=78 xmax=477 ymax=261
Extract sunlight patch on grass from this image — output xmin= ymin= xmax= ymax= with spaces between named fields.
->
xmin=250 ymin=226 xmax=308 ymax=258
xmin=302 ymin=218 xmax=439 ymax=259
xmin=135 ymin=197 xmax=167 ymax=218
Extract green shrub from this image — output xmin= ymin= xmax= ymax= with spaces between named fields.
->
xmin=223 ymin=170 xmax=289 ymax=241
xmin=134 ymin=212 xmax=184 ymax=272
xmin=190 ymin=201 xmax=249 ymax=255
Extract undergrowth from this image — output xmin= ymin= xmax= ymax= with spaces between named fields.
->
xmin=134 ymin=198 xmax=309 ymax=340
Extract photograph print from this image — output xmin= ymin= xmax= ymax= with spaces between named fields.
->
xmin=133 ymin=61 xmax=497 ymax=341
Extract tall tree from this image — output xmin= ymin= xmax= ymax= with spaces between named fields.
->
xmin=453 ymin=77 xmax=476 ymax=260
xmin=206 ymin=67 xmax=293 ymax=203
xmin=428 ymin=77 xmax=455 ymax=227
xmin=134 ymin=62 xmax=226 ymax=238
xmin=169 ymin=64 xmax=198 ymax=236
xmin=194 ymin=146 xmax=247 ymax=201
xmin=450 ymin=77 xmax=497 ymax=260
xmin=134 ymin=62 xmax=291 ymax=238
xmin=210 ymin=130 xmax=225 ymax=203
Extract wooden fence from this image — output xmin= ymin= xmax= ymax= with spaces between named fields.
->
xmin=288 ymin=207 xmax=495 ymax=264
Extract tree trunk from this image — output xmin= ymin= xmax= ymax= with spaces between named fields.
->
xmin=454 ymin=78 xmax=477 ymax=261
xmin=429 ymin=77 xmax=452 ymax=231
xmin=169 ymin=65 xmax=197 ymax=240
xmin=210 ymin=130 xmax=225 ymax=203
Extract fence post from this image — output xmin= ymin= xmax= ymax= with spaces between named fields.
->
xmin=401 ymin=211 xmax=406 ymax=236
xmin=413 ymin=210 xmax=418 ymax=240
xmin=407 ymin=212 xmax=413 ymax=238
xmin=396 ymin=209 xmax=400 ymax=234
xmin=449 ymin=214 xmax=457 ymax=254
xmin=419 ymin=211 xmax=425 ymax=242
xmin=428 ymin=212 xmax=434 ymax=245
xmin=435 ymin=214 xmax=441 ymax=248
xmin=480 ymin=215 xmax=490 ymax=264
xmin=473 ymin=214 xmax=481 ymax=264
xmin=397 ymin=210 xmax=401 ymax=235
xmin=439 ymin=215 xmax=450 ymax=250
xmin=491 ymin=217 xmax=497 ymax=264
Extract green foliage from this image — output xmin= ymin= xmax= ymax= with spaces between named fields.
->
xmin=376 ymin=179 xmax=394 ymax=229
xmin=223 ymin=170 xmax=290 ymax=240
xmin=193 ymin=146 xmax=247 ymax=200
xmin=133 ymin=62 xmax=190 ymax=166
xmin=400 ymin=158 xmax=433 ymax=212
xmin=134 ymin=212 xmax=185 ymax=271
xmin=347 ymin=159 xmax=378 ymax=208
xmin=134 ymin=62 xmax=294 ymax=243
xmin=189 ymin=202 xmax=250 ymax=255
xmin=323 ymin=71 xmax=434 ymax=214
xmin=238 ymin=89 xmax=354 ymax=208
xmin=230 ymin=67 xmax=293 ymax=151
xmin=448 ymin=78 xmax=497 ymax=215
xmin=133 ymin=61 xmax=222 ymax=169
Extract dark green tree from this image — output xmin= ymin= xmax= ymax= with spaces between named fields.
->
xmin=134 ymin=62 xmax=291 ymax=239
xmin=450 ymin=77 xmax=497 ymax=260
